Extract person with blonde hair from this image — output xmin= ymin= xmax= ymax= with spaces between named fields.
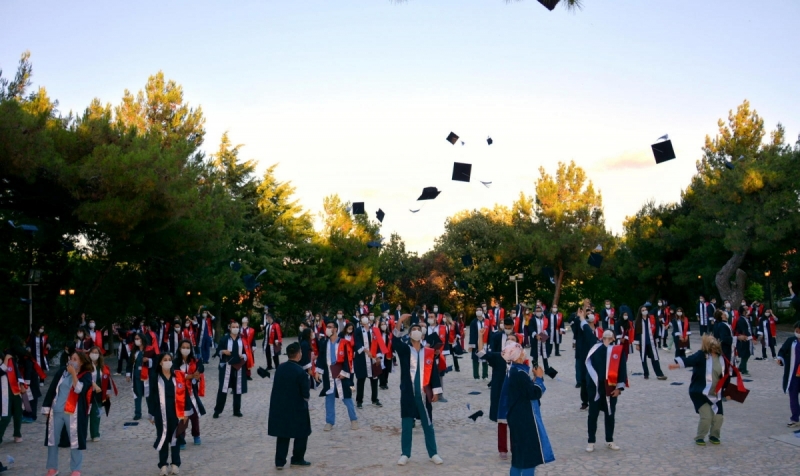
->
xmin=668 ymin=334 xmax=731 ymax=445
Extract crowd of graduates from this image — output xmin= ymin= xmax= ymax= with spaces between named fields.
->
xmin=1 ymin=287 xmax=799 ymax=476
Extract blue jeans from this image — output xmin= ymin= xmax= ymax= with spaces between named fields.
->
xmin=46 ymin=412 xmax=83 ymax=472
xmin=324 ymin=393 xmax=357 ymax=425
xmin=201 ymin=335 xmax=213 ymax=363
xmin=510 ymin=467 xmax=535 ymax=476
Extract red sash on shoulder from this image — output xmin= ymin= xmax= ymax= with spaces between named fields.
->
xmin=594 ymin=326 xmax=604 ymax=340
xmin=29 ymin=360 xmax=47 ymax=381
xmin=337 ymin=339 xmax=354 ymax=371
xmin=64 ymin=371 xmax=92 ymax=415
xmin=5 ymin=362 xmax=21 ymax=395
xmin=173 ymin=371 xmax=186 ymax=419
xmin=100 ymin=365 xmax=118 ymax=400
xmin=648 ymin=316 xmax=657 ymax=335
xmin=680 ymin=317 xmax=689 ymax=339
xmin=423 ymin=348 xmax=435 ymax=388
xmin=371 ymin=327 xmax=389 ymax=355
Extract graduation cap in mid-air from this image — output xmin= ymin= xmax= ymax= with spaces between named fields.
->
xmin=588 ymin=252 xmax=603 ymax=268
xmin=487 ymin=136 xmax=493 ymax=145
xmin=468 ymin=410 xmax=484 ymax=421
xmin=542 ymin=266 xmax=555 ymax=285
xmin=7 ymin=221 xmax=38 ymax=233
xmin=446 ymin=132 xmax=459 ymax=145
xmin=351 ymin=202 xmax=365 ymax=215
xmin=376 ymin=208 xmax=385 ymax=223
xmin=230 ymin=261 xmax=242 ymax=272
xmin=724 ymin=161 xmax=735 ymax=170
xmin=538 ymin=0 xmax=560 ymax=10
xmin=651 ymin=135 xmax=676 ymax=164
xmin=545 ymin=367 xmax=558 ymax=379
xmin=367 ymin=241 xmax=382 ymax=249
xmin=243 ymin=269 xmax=267 ymax=291
xmin=480 ymin=181 xmax=492 ymax=188
xmin=452 ymin=162 xmax=472 ymax=182
xmin=417 ymin=187 xmax=441 ymax=200
xmin=461 ymin=254 xmax=473 ymax=267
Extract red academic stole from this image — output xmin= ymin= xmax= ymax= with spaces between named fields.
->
xmin=337 ymin=339 xmax=353 ymax=371
xmin=593 ymin=326 xmax=603 ymax=340
xmin=422 ymin=347 xmax=435 ymax=389
xmin=31 ymin=360 xmax=47 ymax=381
xmin=627 ymin=324 xmax=635 ymax=344
xmin=647 ymin=316 xmax=657 ymax=336
xmin=181 ymin=328 xmax=196 ymax=346
xmin=730 ymin=311 xmax=740 ymax=335
xmin=680 ymin=317 xmax=689 ymax=340
xmin=241 ymin=328 xmax=255 ymax=369
xmin=605 ymin=345 xmax=627 ymax=394
xmin=64 ymin=371 xmax=92 ymax=415
xmin=542 ymin=317 xmax=550 ymax=336
xmin=183 ymin=359 xmax=205 ymax=397
xmin=42 ymin=334 xmax=50 ymax=356
xmin=100 ymin=365 xmax=119 ymax=401
xmin=5 ymin=361 xmax=22 ymax=395
xmin=161 ymin=323 xmax=171 ymax=344
xmin=768 ymin=317 xmax=777 ymax=338
xmin=204 ymin=317 xmax=213 ymax=337
xmin=90 ymin=330 xmax=104 ymax=354
xmin=607 ymin=309 xmax=615 ymax=328
xmin=437 ymin=325 xmax=447 ymax=344
xmin=173 ymin=372 xmax=187 ymax=419
xmin=371 ymin=327 xmax=389 ymax=356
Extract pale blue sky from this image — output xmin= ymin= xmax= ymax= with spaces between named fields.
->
xmin=2 ymin=0 xmax=799 ymax=253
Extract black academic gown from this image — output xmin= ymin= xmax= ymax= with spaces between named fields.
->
xmin=315 ymin=337 xmax=354 ymax=399
xmin=584 ymin=344 xmax=626 ymax=413
xmin=735 ymin=316 xmax=753 ymax=359
xmin=268 ymin=360 xmax=311 ymax=439
xmin=42 ymin=368 xmax=92 ymax=450
xmin=778 ymin=337 xmax=799 ymax=393
xmin=675 ymin=350 xmax=729 ymax=414
xmin=713 ymin=321 xmax=734 ymax=362
xmin=506 ymin=366 xmax=549 ymax=470
xmin=392 ymin=334 xmax=441 ymax=420
xmin=353 ymin=326 xmax=375 ymax=379
xmin=147 ymin=371 xmax=180 ymax=450
xmin=478 ymin=350 xmax=507 ymax=422
xmin=217 ymin=335 xmax=248 ymax=395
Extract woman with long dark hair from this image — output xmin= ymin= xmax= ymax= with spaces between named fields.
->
xmin=43 ymin=349 xmax=94 ymax=476
xmin=147 ymin=353 xmax=188 ymax=475
xmin=126 ymin=332 xmax=154 ymax=420
xmin=173 ymin=340 xmax=205 ymax=447
xmin=87 ymin=345 xmax=117 ymax=442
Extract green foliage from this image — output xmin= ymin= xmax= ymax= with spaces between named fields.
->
xmin=744 ymin=282 xmax=764 ymax=302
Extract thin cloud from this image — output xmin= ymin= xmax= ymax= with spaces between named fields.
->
xmin=593 ymin=150 xmax=653 ymax=171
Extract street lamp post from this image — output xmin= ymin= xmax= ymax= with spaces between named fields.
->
xmin=60 ymin=288 xmax=76 ymax=318
xmin=509 ymin=273 xmax=524 ymax=305
xmin=764 ymin=270 xmax=772 ymax=310
xmin=24 ymin=269 xmax=41 ymax=333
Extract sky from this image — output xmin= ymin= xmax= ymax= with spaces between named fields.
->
xmin=2 ymin=0 xmax=799 ymax=254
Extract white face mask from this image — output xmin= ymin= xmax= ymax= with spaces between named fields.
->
xmin=242 ymin=320 xmax=248 ymax=325
xmin=511 ymin=314 xmax=517 ymax=319
xmin=410 ymin=330 xmax=422 ymax=341
xmin=765 ymin=312 xmax=771 ymax=316
xmin=325 ymin=328 xmax=333 ymax=337
xmin=337 ymin=314 xmax=343 ymax=319
xmin=39 ymin=328 xmax=45 ymax=334
xmin=677 ymin=312 xmax=683 ymax=316
xmin=420 ymin=327 xmax=427 ymax=335
xmin=134 ymin=339 xmax=142 ymax=347
xmin=725 ymin=303 xmax=731 ymax=309
xmin=361 ymin=318 xmax=369 ymax=326
xmin=161 ymin=361 xmax=173 ymax=370
xmin=504 ymin=329 xmax=512 ymax=335
xmin=230 ymin=327 xmax=239 ymax=335
xmin=605 ymin=304 xmax=611 ymax=309
xmin=795 ymin=332 xmax=800 ymax=340
xmin=368 ymin=316 xmax=375 ymax=322
xmin=587 ymin=315 xmax=595 ymax=323
xmin=77 ymin=333 xmax=84 ymax=338
xmin=203 ymin=312 xmax=208 ymax=317
xmin=89 ymin=323 xmax=95 ymax=329
xmin=476 ymin=311 xmax=483 ymax=318
xmin=433 ymin=307 xmax=438 ymax=313
xmin=741 ymin=302 xmax=746 ymax=307
xmin=499 ymin=323 xmax=505 ymax=330
xmin=185 ymin=323 xmax=191 ymax=328
xmin=380 ymin=324 xmax=387 ymax=331
xmin=551 ymin=308 xmax=557 ymax=314
xmin=89 ymin=353 xmax=99 ymax=361
xmin=641 ymin=310 xmax=648 ymax=316
xmin=180 ymin=348 xmax=191 ymax=357
xmin=427 ymin=318 xmax=434 ymax=325
xmin=535 ymin=312 xmax=542 ymax=317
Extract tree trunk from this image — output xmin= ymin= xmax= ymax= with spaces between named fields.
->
xmin=715 ymin=250 xmax=748 ymax=304
xmin=553 ymin=262 xmax=565 ymax=307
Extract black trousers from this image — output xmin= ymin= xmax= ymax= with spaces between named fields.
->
xmin=265 ymin=349 xmax=280 ymax=369
xmin=588 ymin=397 xmax=616 ymax=443
xmin=158 ymin=444 xmax=181 ymax=468
xmin=762 ymin=336 xmax=777 ymax=358
xmin=379 ymin=367 xmax=391 ymax=388
xmin=275 ymin=436 xmax=308 ymax=467
xmin=554 ymin=342 xmax=561 ymax=355
xmin=214 ymin=392 xmax=242 ymax=415
xmin=452 ymin=354 xmax=460 ymax=371
xmin=356 ymin=377 xmax=379 ymax=403
xmin=699 ymin=324 xmax=708 ymax=335
xmin=640 ymin=345 xmax=664 ymax=378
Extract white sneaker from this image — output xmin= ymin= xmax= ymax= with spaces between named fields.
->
xmin=431 ymin=454 xmax=443 ymax=465
xmin=323 ymin=423 xmax=333 ymax=431
xmin=397 ymin=455 xmax=409 ymax=466
xmin=350 ymin=420 xmax=359 ymax=430
xmin=170 ymin=465 xmax=180 ymax=475
xmin=159 ymin=467 xmax=169 ymax=476
xmin=586 ymin=443 xmax=595 ymax=452
xmin=606 ymin=442 xmax=620 ymax=450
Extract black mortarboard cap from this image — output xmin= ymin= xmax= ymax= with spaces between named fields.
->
xmin=367 ymin=241 xmax=382 ymax=249
xmin=256 ymin=367 xmax=271 ymax=379
xmin=461 ymin=254 xmax=473 ymax=267
xmin=538 ymin=0 xmax=560 ymax=11
xmin=588 ymin=252 xmax=603 ymax=268
xmin=651 ymin=139 xmax=676 ymax=164
xmin=243 ymin=274 xmax=261 ymax=291
xmin=376 ymin=208 xmax=385 ymax=223
xmin=352 ymin=202 xmax=365 ymax=215
xmin=468 ymin=410 xmax=484 ymax=421
xmin=446 ymin=132 xmax=459 ymax=145
xmin=230 ymin=261 xmax=242 ymax=272
xmin=487 ymin=137 xmax=493 ymax=145
xmin=417 ymin=187 xmax=441 ymax=201
xmin=724 ymin=161 xmax=735 ymax=170
xmin=545 ymin=367 xmax=558 ymax=379
xmin=452 ymin=162 xmax=472 ymax=182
